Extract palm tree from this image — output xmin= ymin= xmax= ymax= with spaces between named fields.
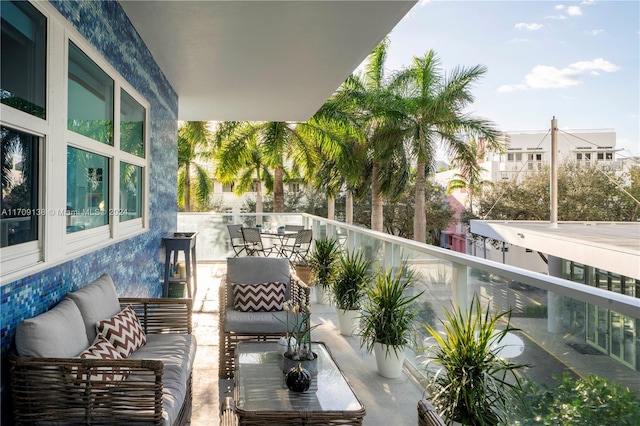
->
xmin=390 ymin=50 xmax=503 ymax=243
xmin=446 ymin=137 xmax=494 ymax=216
xmin=215 ymin=129 xmax=272 ymax=216
xmin=177 ymin=121 xmax=213 ymax=211
xmin=214 ymin=120 xmax=327 ymax=212
xmin=339 ymin=38 xmax=409 ymax=232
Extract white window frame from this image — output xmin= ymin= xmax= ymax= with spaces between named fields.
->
xmin=1 ymin=1 xmax=150 ymax=284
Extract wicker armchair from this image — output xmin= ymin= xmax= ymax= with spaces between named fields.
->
xmin=9 ymin=298 xmax=194 ymax=426
xmin=219 ymin=257 xmax=310 ymax=379
xmin=418 ymin=400 xmax=447 ymax=426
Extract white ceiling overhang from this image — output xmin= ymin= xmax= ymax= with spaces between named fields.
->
xmin=120 ymin=0 xmax=417 ymax=122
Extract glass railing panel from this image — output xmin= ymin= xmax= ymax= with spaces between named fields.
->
xmin=177 ymin=212 xmax=640 ymax=398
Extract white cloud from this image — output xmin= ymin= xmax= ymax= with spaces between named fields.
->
xmin=587 ymin=29 xmax=604 ymax=36
xmin=581 ymin=0 xmax=596 ymax=5
xmin=545 ymin=14 xmax=567 ymax=20
xmin=498 ymin=58 xmax=620 ymax=92
xmin=498 ymin=84 xmax=528 ymax=93
xmin=515 ymin=22 xmax=543 ymax=31
xmin=567 ymin=6 xmax=582 ymax=16
xmin=555 ymin=5 xmax=565 ymax=10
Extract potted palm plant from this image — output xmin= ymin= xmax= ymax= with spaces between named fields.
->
xmin=422 ymin=294 xmax=526 ymax=426
xmin=359 ymin=265 xmax=422 ymax=378
xmin=331 ymin=251 xmax=372 ymax=336
xmin=307 ymin=237 xmax=340 ymax=304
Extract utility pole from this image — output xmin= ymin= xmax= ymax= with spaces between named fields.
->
xmin=550 ymin=117 xmax=558 ymax=228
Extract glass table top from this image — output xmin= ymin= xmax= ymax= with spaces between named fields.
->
xmin=235 ymin=341 xmax=364 ymax=413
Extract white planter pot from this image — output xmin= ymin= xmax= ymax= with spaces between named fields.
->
xmin=373 ymin=342 xmax=405 ymax=379
xmin=336 ymin=309 xmax=359 ymax=336
xmin=315 ymin=285 xmax=330 ymax=304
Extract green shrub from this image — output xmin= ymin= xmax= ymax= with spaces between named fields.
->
xmin=508 ymin=373 xmax=640 ymax=425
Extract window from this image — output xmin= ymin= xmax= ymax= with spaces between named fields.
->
xmin=0 ymin=1 xmax=46 ymax=119
xmin=119 ymin=162 xmax=142 ymax=222
xmin=120 ymin=89 xmax=145 ymax=157
xmin=68 ymin=41 xmax=114 ymax=145
xmin=223 ymin=183 xmax=234 ymax=193
xmin=577 ymin=153 xmax=582 ymax=160
xmin=507 ymin=153 xmax=514 ymax=161
xmin=289 ymin=182 xmax=301 ymax=193
xmin=1 ymin=126 xmax=40 ymax=247
xmin=515 ymin=153 xmax=522 ymax=161
xmin=66 ymin=147 xmax=109 ymax=233
xmin=1 ymin=3 xmax=150 ymax=280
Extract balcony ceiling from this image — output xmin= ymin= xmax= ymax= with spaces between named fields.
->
xmin=120 ymin=0 xmax=416 ymax=122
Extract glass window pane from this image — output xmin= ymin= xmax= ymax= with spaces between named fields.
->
xmin=0 ymin=0 xmax=47 ymax=118
xmin=67 ymin=41 xmax=113 ymax=145
xmin=66 ymin=147 xmax=109 ymax=233
xmin=1 ymin=126 xmax=39 ymax=247
xmin=120 ymin=89 xmax=145 ymax=157
xmin=119 ymin=162 xmax=142 ymax=222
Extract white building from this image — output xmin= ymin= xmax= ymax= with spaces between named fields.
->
xmin=485 ymin=128 xmax=623 ymax=183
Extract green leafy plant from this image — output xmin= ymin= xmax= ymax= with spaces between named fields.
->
xmin=307 ymin=238 xmax=340 ymax=291
xmin=359 ymin=265 xmax=422 ymax=354
xmin=331 ymin=250 xmax=372 ymax=310
xmin=507 ymin=373 xmax=640 ymax=426
xmin=423 ymin=294 xmax=526 ymax=425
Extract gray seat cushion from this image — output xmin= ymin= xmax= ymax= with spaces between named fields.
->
xmin=224 ymin=310 xmax=289 ymax=334
xmin=128 ymin=333 xmax=197 ymax=426
xmin=226 ymin=257 xmax=291 ymax=307
xmin=66 ymin=273 xmax=121 ymax=342
xmin=15 ymin=298 xmax=90 ymax=358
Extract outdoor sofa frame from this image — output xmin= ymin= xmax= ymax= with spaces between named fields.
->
xmin=9 ymin=298 xmax=193 ymax=426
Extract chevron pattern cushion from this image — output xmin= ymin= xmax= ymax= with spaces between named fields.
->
xmin=75 ymin=334 xmax=126 ymax=384
xmin=96 ymin=305 xmax=147 ymax=357
xmin=232 ymin=281 xmax=286 ymax=312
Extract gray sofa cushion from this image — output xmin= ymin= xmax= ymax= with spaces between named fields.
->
xmin=15 ymin=298 xmax=90 ymax=358
xmin=66 ymin=273 xmax=121 ymax=342
xmin=128 ymin=334 xmax=197 ymax=426
xmin=224 ymin=309 xmax=289 ymax=334
xmin=226 ymin=257 xmax=290 ymax=307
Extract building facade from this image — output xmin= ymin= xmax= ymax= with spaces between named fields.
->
xmin=1 ymin=1 xmax=178 ymax=418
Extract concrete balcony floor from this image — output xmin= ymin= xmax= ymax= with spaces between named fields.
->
xmin=189 ymin=263 xmax=424 ymax=425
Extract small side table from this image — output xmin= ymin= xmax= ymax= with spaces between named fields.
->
xmin=162 ymin=232 xmax=197 ymax=299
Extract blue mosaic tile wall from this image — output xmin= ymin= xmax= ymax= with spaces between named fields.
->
xmin=2 ymin=1 xmax=179 ymax=419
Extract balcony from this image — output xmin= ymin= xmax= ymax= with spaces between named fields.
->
xmin=178 ymin=212 xmax=640 ymax=424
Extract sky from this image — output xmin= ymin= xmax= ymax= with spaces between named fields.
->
xmin=379 ymin=0 xmax=639 ymax=159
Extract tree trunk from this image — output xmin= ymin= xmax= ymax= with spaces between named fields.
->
xmin=273 ymin=166 xmax=285 ymax=212
xmin=256 ymin=180 xmax=264 ymax=225
xmin=346 ymin=190 xmax=353 ymax=224
xmin=327 ymin=196 xmax=335 ymax=220
xmin=371 ymin=162 xmax=383 ymax=232
xmin=184 ymin=163 xmax=191 ymax=212
xmin=413 ymin=161 xmax=427 ymax=243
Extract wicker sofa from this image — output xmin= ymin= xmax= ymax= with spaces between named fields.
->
xmin=218 ymin=257 xmax=310 ymax=379
xmin=9 ymin=273 xmax=196 ymax=426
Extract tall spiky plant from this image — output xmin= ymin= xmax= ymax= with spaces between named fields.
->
xmin=331 ymin=250 xmax=372 ymax=311
xmin=359 ymin=264 xmax=422 ymax=355
xmin=424 ymin=294 xmax=527 ymax=425
xmin=307 ymin=238 xmax=340 ymax=292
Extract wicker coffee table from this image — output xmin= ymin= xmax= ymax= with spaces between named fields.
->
xmin=232 ymin=341 xmax=366 ymax=425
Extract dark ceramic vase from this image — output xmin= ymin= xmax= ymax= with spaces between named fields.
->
xmin=285 ymin=363 xmax=312 ymax=392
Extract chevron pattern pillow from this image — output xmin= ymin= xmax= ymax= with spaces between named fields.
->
xmin=96 ymin=305 xmax=146 ymax=357
xmin=232 ymin=281 xmax=286 ymax=312
xmin=74 ymin=334 xmax=126 ymax=384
